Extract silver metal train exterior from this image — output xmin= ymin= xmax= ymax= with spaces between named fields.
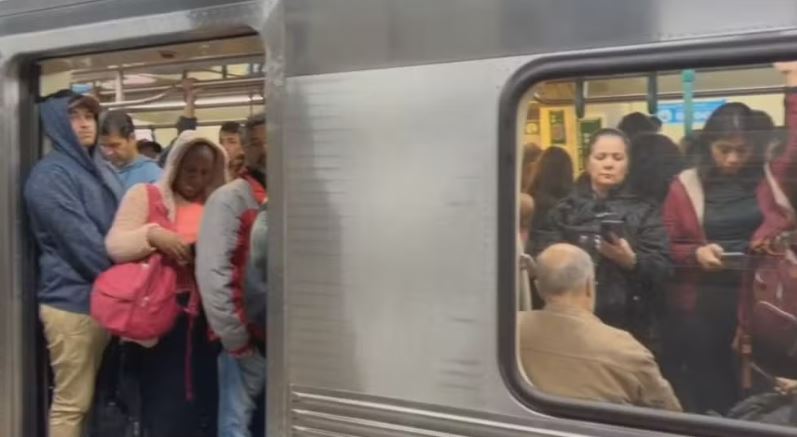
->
xmin=2 ymin=1 xmax=797 ymax=436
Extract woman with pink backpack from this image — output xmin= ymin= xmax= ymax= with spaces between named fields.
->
xmin=100 ymin=130 xmax=228 ymax=437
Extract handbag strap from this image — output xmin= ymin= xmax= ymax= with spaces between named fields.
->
xmin=144 ymin=184 xmax=174 ymax=230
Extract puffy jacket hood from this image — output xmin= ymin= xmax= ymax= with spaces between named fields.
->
xmin=157 ymin=129 xmax=228 ymax=220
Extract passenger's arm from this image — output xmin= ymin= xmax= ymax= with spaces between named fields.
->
xmin=25 ymin=169 xmax=112 ymax=281
xmin=770 ymin=63 xmax=797 ymax=202
xmin=662 ymin=182 xmax=701 ymax=268
xmin=630 ymin=204 xmax=673 ymax=282
xmin=634 ymin=348 xmax=683 ymax=412
xmin=530 ymin=202 xmax=567 ymax=256
xmin=196 ymin=190 xmax=252 ymax=354
xmin=175 ymin=78 xmax=198 ymax=133
xmin=105 ymin=184 xmax=158 ymax=263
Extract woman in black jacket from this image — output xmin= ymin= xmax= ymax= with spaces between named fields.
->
xmin=533 ymin=128 xmax=672 ymax=341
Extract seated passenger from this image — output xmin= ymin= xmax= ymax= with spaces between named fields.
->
xmin=197 ymin=113 xmax=268 ymax=436
xmin=532 ymin=129 xmax=671 ymax=341
xmin=99 ymin=110 xmax=162 ymax=191
xmin=105 ymin=130 xmax=228 ymax=437
xmin=518 ymin=244 xmax=681 ymax=411
xmin=24 ymin=90 xmax=122 ymax=437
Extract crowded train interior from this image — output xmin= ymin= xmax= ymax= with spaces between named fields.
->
xmin=29 ymin=34 xmax=267 ymax=437
xmin=17 ymin=18 xmax=797 ymax=437
xmin=515 ymin=60 xmax=797 ymax=429
xmin=38 ymin=35 xmax=264 ymax=150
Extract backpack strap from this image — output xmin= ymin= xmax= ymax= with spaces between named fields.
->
xmin=183 ymin=281 xmax=201 ymax=402
xmin=144 ymin=184 xmax=173 ymax=230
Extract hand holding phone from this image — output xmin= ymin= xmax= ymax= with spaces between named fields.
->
xmin=696 ymin=244 xmax=724 ymax=271
xmin=600 ymin=219 xmax=624 ymax=244
xmin=721 ymin=252 xmax=747 ymax=270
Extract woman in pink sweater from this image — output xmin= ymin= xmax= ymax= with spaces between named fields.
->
xmin=105 ymin=130 xmax=228 ymax=437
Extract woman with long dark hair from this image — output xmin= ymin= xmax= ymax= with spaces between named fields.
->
xmin=662 ymin=62 xmax=797 ymax=415
xmin=527 ymin=146 xmax=574 ymax=234
xmin=627 ymin=133 xmax=685 ymax=204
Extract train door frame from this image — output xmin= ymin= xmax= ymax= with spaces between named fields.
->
xmin=0 ymin=2 xmax=279 ymax=436
xmin=498 ymin=32 xmax=797 ymax=437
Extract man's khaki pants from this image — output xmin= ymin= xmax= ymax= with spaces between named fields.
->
xmin=40 ymin=304 xmax=109 ymax=437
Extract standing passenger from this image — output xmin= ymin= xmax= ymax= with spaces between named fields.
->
xmin=197 ymin=113 xmax=268 ymax=437
xmin=24 ymin=90 xmax=122 ymax=437
xmin=526 ymin=146 xmax=574 ymax=236
xmin=219 ymin=121 xmax=245 ymax=178
xmin=518 ymin=193 xmax=535 ymax=311
xmin=532 ymin=129 xmax=671 ymax=341
xmin=105 ymin=130 xmax=228 ymax=437
xmin=99 ymin=110 xmax=162 ymax=191
xmin=627 ymin=133 xmax=685 ymax=205
xmin=520 ymin=142 xmax=543 ymax=195
xmin=661 ymin=63 xmax=797 ymax=416
xmin=617 ymin=112 xmax=659 ymax=140
xmin=138 ymin=139 xmax=163 ymax=161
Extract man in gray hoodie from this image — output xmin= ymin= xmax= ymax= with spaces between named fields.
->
xmin=197 ymin=113 xmax=267 ymax=437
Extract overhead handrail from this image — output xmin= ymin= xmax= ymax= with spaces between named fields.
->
xmin=138 ymin=119 xmax=248 ymax=130
xmin=102 ymin=84 xmax=179 ymax=108
xmin=646 ymin=72 xmax=658 ymax=115
xmin=121 ymin=95 xmax=264 ymax=113
xmin=532 ymin=84 xmax=788 ymax=106
xmin=99 ymin=76 xmax=265 ymax=110
xmin=70 ymin=52 xmax=263 ymax=77
xmin=682 ymin=69 xmax=696 ymax=135
xmin=95 ymin=76 xmax=264 ymax=97
xmin=574 ymin=78 xmax=585 ymax=119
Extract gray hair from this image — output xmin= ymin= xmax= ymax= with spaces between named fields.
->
xmin=534 ymin=244 xmax=594 ymax=297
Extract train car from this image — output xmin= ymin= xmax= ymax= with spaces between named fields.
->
xmin=2 ymin=1 xmax=797 ymax=436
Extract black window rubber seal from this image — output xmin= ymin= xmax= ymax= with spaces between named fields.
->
xmin=497 ymin=31 xmax=797 ymax=437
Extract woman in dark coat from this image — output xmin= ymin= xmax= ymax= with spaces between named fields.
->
xmin=533 ymin=128 xmax=672 ymax=341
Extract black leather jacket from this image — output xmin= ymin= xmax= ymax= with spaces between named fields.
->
xmin=532 ymin=178 xmax=672 ymax=337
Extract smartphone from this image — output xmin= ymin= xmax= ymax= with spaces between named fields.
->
xmin=600 ymin=219 xmax=625 ymax=243
xmin=721 ymin=252 xmax=747 ymax=270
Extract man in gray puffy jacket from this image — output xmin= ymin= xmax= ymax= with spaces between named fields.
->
xmin=197 ymin=113 xmax=267 ymax=437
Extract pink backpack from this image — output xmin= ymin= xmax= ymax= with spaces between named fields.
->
xmin=91 ymin=185 xmax=182 ymax=340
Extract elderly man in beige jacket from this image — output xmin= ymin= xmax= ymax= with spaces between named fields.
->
xmin=518 ymin=243 xmax=682 ymax=412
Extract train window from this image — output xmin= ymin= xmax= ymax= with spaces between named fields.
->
xmin=31 ymin=35 xmax=267 ymax=437
xmin=507 ymin=56 xmax=797 ymax=436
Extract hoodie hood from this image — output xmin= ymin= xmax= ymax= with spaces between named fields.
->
xmin=39 ymin=96 xmax=124 ymax=201
xmin=158 ymin=130 xmax=228 ymax=221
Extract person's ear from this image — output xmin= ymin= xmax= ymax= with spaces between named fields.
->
xmin=585 ymin=277 xmax=595 ymax=298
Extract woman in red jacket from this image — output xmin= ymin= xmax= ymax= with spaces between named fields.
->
xmin=662 ymin=62 xmax=797 ymax=415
